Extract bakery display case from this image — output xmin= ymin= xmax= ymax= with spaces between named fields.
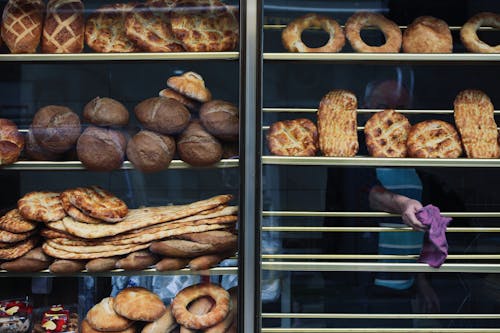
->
xmin=260 ymin=0 xmax=500 ymax=331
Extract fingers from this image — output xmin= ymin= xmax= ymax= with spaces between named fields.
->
xmin=402 ymin=210 xmax=427 ymax=231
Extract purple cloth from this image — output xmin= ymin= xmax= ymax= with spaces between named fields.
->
xmin=416 ymin=205 xmax=452 ymax=268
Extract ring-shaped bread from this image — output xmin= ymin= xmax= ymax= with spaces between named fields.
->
xmin=460 ymin=12 xmax=500 ymax=53
xmin=171 ymin=283 xmax=230 ymax=330
xmin=346 ymin=12 xmax=402 ymax=53
xmin=282 ymin=13 xmax=345 ymax=52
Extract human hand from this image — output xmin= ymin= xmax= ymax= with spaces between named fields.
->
xmin=398 ymin=198 xmax=426 ymax=231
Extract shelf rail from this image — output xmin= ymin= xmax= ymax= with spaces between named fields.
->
xmin=262 ymin=254 xmax=500 ymax=260
xmin=262 ymin=226 xmax=500 ymax=233
xmin=262 ymin=312 xmax=500 ymax=319
xmin=261 ymin=329 xmax=500 ymax=333
xmin=262 ymin=211 xmax=500 ymax=218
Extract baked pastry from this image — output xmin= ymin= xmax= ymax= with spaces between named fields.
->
xmin=86 ymin=297 xmax=134 ymax=332
xmin=317 ymin=90 xmax=358 ymax=157
xmin=199 ymin=100 xmax=239 ymax=141
xmin=267 ymin=118 xmax=318 ymax=156
xmin=167 ymin=71 xmax=212 ymax=103
xmin=460 ymin=12 xmax=500 ymax=53
xmin=85 ymin=3 xmax=138 ymax=53
xmin=114 ymin=287 xmax=166 ymax=322
xmin=346 ymin=12 xmax=402 ymax=53
xmin=42 ymin=0 xmax=84 ymax=53
xmin=177 ymin=120 xmax=223 ymax=166
xmin=81 ymin=320 xmax=136 ymax=333
xmin=18 ymin=191 xmax=65 ymax=222
xmin=0 ymin=236 xmax=38 ymax=260
xmin=77 ymin=126 xmax=127 ymax=171
xmin=60 ymin=190 xmax=101 ymax=224
xmin=25 ymin=126 xmax=61 ymax=161
xmin=64 ymin=186 xmax=128 ymax=223
xmin=125 ymin=3 xmax=184 ymax=52
xmin=0 ymin=209 xmax=37 ymax=233
xmin=170 ymin=0 xmax=239 ymax=52
xmin=115 ymin=250 xmax=158 ymax=270
xmin=159 ymin=88 xmax=200 ymax=112
xmin=83 ymin=97 xmax=129 ymax=127
xmin=0 ymin=118 xmax=25 ymax=165
xmin=407 ymin=120 xmax=463 ymax=158
xmin=364 ymin=109 xmax=411 ymax=157
xmin=31 ymin=105 xmax=81 ymax=153
xmin=134 ymin=97 xmax=191 ymax=135
xmin=49 ymin=259 xmax=86 ymax=273
xmin=141 ymin=305 xmax=176 ymax=333
xmin=126 ymin=130 xmax=176 ymax=173
xmin=454 ymin=89 xmax=500 ymax=158
xmin=402 ymin=16 xmax=452 ymax=53
xmin=282 ymin=13 xmax=345 ymax=52
xmin=0 ymin=228 xmax=35 ymax=243
xmin=1 ymin=0 xmax=44 ymax=53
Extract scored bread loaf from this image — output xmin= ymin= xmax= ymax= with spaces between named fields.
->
xmin=42 ymin=0 xmax=85 ymax=53
xmin=1 ymin=0 xmax=44 ymax=53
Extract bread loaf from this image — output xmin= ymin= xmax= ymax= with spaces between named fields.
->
xmin=1 ymin=0 xmax=44 ymax=53
xmin=83 ymin=97 xmax=129 ymax=127
xmin=200 ymin=100 xmax=239 ymax=141
xmin=0 ymin=118 xmax=25 ymax=165
xmin=32 ymin=105 xmax=81 ymax=153
xmin=42 ymin=0 xmax=84 ymax=53
xmin=159 ymin=88 xmax=200 ymax=112
xmin=25 ymin=126 xmax=62 ymax=161
xmin=177 ymin=120 xmax=222 ymax=166
xmin=77 ymin=126 xmax=127 ymax=171
xmin=126 ymin=130 xmax=176 ymax=173
xmin=134 ymin=97 xmax=190 ymax=135
xmin=115 ymin=250 xmax=158 ymax=271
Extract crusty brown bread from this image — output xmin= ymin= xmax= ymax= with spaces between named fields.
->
xmin=407 ymin=120 xmax=463 ymax=158
xmin=177 ymin=120 xmax=222 ymax=166
xmin=267 ymin=118 xmax=318 ymax=156
xmin=0 ymin=118 xmax=25 ymax=165
xmin=134 ymin=97 xmax=191 ymax=135
xmin=364 ymin=109 xmax=411 ymax=157
xmin=126 ymin=130 xmax=176 ymax=173
xmin=200 ymin=100 xmax=239 ymax=141
xmin=77 ymin=126 xmax=127 ymax=171
xmin=83 ymin=97 xmax=129 ymax=127
xmin=42 ymin=0 xmax=85 ymax=53
xmin=1 ymin=0 xmax=44 ymax=53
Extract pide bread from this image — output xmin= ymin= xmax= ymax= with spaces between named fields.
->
xmin=364 ymin=109 xmax=411 ymax=157
xmin=0 ymin=229 xmax=36 ymax=243
xmin=200 ymin=100 xmax=239 ymax=141
xmin=177 ymin=120 xmax=223 ymax=166
xmin=0 ymin=118 xmax=25 ymax=165
xmin=60 ymin=190 xmax=102 ymax=224
xmin=134 ymin=97 xmax=191 ymax=135
xmin=267 ymin=118 xmax=318 ymax=156
xmin=77 ymin=127 xmax=127 ymax=172
xmin=86 ymin=297 xmax=134 ymax=332
xmin=454 ymin=89 xmax=500 ymax=158
xmin=85 ymin=3 xmax=138 ymax=53
xmin=42 ymin=0 xmax=85 ymax=53
xmin=317 ymin=89 xmax=358 ymax=157
xmin=126 ymin=130 xmax=176 ymax=173
xmin=0 ymin=236 xmax=38 ymax=260
xmin=149 ymin=239 xmax=214 ymax=258
xmin=407 ymin=120 xmax=463 ymax=158
xmin=167 ymin=72 xmax=212 ymax=103
xmin=0 ymin=209 xmax=37 ymax=233
xmin=1 ymin=0 xmax=44 ymax=53
xmin=114 ymin=287 xmax=167 ymax=322
xmin=83 ymin=97 xmax=129 ymax=127
xmin=18 ymin=191 xmax=65 ymax=222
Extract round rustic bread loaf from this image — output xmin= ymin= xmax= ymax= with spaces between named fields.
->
xmin=77 ymin=126 xmax=127 ymax=171
xmin=83 ymin=97 xmax=129 ymax=127
xmin=134 ymin=97 xmax=190 ymax=135
xmin=200 ymin=100 xmax=239 ymax=141
xmin=25 ymin=126 xmax=61 ymax=161
xmin=0 ymin=118 xmax=25 ymax=165
xmin=177 ymin=120 xmax=222 ymax=166
xmin=32 ymin=105 xmax=81 ymax=153
xmin=126 ymin=130 xmax=176 ymax=172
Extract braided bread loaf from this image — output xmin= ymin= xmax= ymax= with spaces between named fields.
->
xmin=1 ymin=0 xmax=44 ymax=53
xmin=42 ymin=0 xmax=84 ymax=53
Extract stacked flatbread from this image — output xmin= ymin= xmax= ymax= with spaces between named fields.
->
xmin=0 ymin=209 xmax=38 ymax=260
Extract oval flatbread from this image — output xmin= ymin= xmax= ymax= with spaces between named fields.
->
xmin=60 ymin=191 xmax=102 ymax=224
xmin=18 ymin=191 xmax=65 ymax=222
xmin=364 ymin=109 xmax=411 ymax=157
xmin=267 ymin=119 xmax=318 ymax=156
xmin=407 ymin=120 xmax=463 ymax=158
xmin=0 ymin=209 xmax=37 ymax=233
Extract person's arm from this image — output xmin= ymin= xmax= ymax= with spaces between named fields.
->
xmin=369 ymin=185 xmax=427 ymax=231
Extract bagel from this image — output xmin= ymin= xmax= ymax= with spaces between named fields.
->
xmin=402 ymin=16 xmax=452 ymax=53
xmin=346 ymin=12 xmax=402 ymax=53
xmin=460 ymin=12 xmax=500 ymax=53
xmin=282 ymin=13 xmax=345 ymax=52
xmin=171 ymin=283 xmax=230 ymax=330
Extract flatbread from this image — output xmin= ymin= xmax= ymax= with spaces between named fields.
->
xmin=46 ymin=240 xmax=148 ymax=254
xmin=60 ymin=191 xmax=102 ymax=224
xmin=0 ymin=237 xmax=38 ymax=260
xmin=0 ymin=229 xmax=36 ymax=243
xmin=407 ymin=120 xmax=463 ymax=158
xmin=18 ymin=191 xmax=65 ymax=222
xmin=454 ymin=89 xmax=500 ymax=158
xmin=0 ymin=209 xmax=38 ymax=233
xmin=267 ymin=119 xmax=319 ymax=156
xmin=42 ymin=242 xmax=150 ymax=259
xmin=364 ymin=109 xmax=411 ymax=158
xmin=61 ymin=195 xmax=233 ymax=239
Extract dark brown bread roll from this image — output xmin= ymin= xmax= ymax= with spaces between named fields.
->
xmin=199 ymin=100 xmax=239 ymax=141
xmin=177 ymin=120 xmax=222 ymax=167
xmin=134 ymin=97 xmax=190 ymax=135
xmin=77 ymin=126 xmax=127 ymax=171
xmin=0 ymin=118 xmax=25 ymax=165
xmin=32 ymin=105 xmax=81 ymax=153
xmin=25 ymin=126 xmax=62 ymax=161
xmin=126 ymin=130 xmax=176 ymax=173
xmin=83 ymin=97 xmax=129 ymax=127
xmin=1 ymin=0 xmax=44 ymax=53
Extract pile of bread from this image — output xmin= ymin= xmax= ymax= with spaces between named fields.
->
xmin=0 ymin=0 xmax=238 ymax=54
xmin=84 ymin=284 xmax=236 ymax=333
xmin=282 ymin=11 xmax=499 ymax=53
xmin=0 ymin=186 xmax=238 ymax=273
xmin=0 ymin=71 xmax=239 ymax=171
xmin=267 ymin=89 xmax=500 ymax=159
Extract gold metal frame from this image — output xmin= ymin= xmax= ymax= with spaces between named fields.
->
xmin=262 ymin=226 xmax=500 ymax=233
xmin=263 ymin=313 xmax=500 ymax=319
xmin=262 ymin=254 xmax=500 ymax=260
xmin=261 ymin=329 xmax=500 ymax=332
xmin=263 ymin=210 xmax=500 ymax=218
xmin=263 ymin=53 xmax=500 ymax=62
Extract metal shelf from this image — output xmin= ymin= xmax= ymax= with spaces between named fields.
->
xmin=0 ymin=52 xmax=239 ymax=62
xmin=262 ymin=155 xmax=500 ymax=167
xmin=262 ymin=226 xmax=500 ymax=233
xmin=263 ymin=210 xmax=500 ymax=218
xmin=262 ymin=254 xmax=500 ymax=260
xmin=262 ymin=108 xmax=500 ymax=114
xmin=262 ymin=329 xmax=500 ymax=333
xmin=263 ymin=313 xmax=500 ymax=319
xmin=262 ymin=261 xmax=500 ymax=273
xmin=0 ymin=266 xmax=237 ymax=277
xmin=0 ymin=159 xmax=239 ymax=170
xmin=263 ymin=53 xmax=500 ymax=62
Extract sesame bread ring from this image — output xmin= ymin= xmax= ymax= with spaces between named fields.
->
xmin=460 ymin=12 xmax=500 ymax=53
xmin=346 ymin=12 xmax=402 ymax=53
xmin=171 ymin=283 xmax=230 ymax=330
xmin=282 ymin=13 xmax=345 ymax=52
